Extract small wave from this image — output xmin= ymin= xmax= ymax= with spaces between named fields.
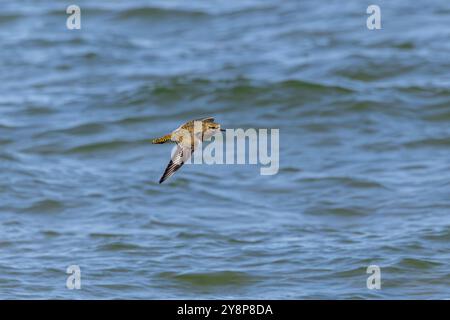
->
xmin=0 ymin=13 xmax=22 ymax=24
xmin=116 ymin=7 xmax=208 ymax=20
xmin=18 ymin=37 xmax=87 ymax=48
xmin=297 ymin=176 xmax=387 ymax=190
xmin=47 ymin=7 xmax=111 ymax=17
xmin=277 ymin=79 xmax=353 ymax=94
xmin=89 ymin=232 xmax=126 ymax=239
xmin=304 ymin=206 xmax=370 ymax=217
xmin=98 ymin=242 xmax=143 ymax=251
xmin=21 ymin=199 xmax=64 ymax=214
xmin=215 ymin=79 xmax=352 ymax=100
xmin=0 ymin=138 xmax=13 ymax=146
xmin=162 ymin=177 xmax=191 ymax=187
xmin=0 ymin=152 xmax=17 ymax=161
xmin=398 ymin=85 xmax=450 ymax=95
xmin=21 ymin=106 xmax=55 ymax=116
xmin=159 ymin=271 xmax=258 ymax=287
xmin=393 ymin=42 xmax=415 ymax=50
xmin=344 ymin=101 xmax=385 ymax=113
xmin=0 ymin=241 xmax=13 ymax=248
xmin=335 ymin=57 xmax=415 ymax=82
xmin=422 ymin=227 xmax=450 ymax=242
xmin=41 ymin=230 xmax=61 ymax=237
xmin=64 ymin=139 xmax=143 ymax=154
xmin=404 ymin=137 xmax=450 ymax=149
xmin=222 ymin=4 xmax=278 ymax=17
xmin=113 ymin=115 xmax=155 ymax=126
xmin=97 ymin=283 xmax=143 ymax=291
xmin=332 ymin=266 xmax=366 ymax=278
xmin=278 ymin=166 xmax=302 ymax=174
xmin=398 ymin=258 xmax=442 ymax=270
xmin=176 ymin=231 xmax=210 ymax=239
xmin=227 ymin=237 xmax=264 ymax=245
xmin=423 ymin=111 xmax=450 ymax=122
xmin=142 ymin=218 xmax=190 ymax=229
xmin=61 ymin=123 xmax=106 ymax=136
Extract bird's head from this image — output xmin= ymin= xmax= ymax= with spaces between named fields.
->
xmin=206 ymin=122 xmax=225 ymax=133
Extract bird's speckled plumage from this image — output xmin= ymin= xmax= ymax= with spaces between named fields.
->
xmin=152 ymin=117 xmax=223 ymax=183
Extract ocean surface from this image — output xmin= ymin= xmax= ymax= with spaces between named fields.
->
xmin=0 ymin=0 xmax=449 ymax=299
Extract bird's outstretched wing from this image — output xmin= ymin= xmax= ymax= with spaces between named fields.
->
xmin=195 ymin=117 xmax=214 ymax=123
xmin=159 ymin=143 xmax=195 ymax=184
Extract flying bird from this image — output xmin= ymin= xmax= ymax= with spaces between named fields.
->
xmin=152 ymin=117 xmax=224 ymax=183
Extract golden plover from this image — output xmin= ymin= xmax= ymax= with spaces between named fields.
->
xmin=152 ymin=117 xmax=224 ymax=183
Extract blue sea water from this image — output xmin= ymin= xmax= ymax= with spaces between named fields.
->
xmin=0 ymin=0 xmax=449 ymax=299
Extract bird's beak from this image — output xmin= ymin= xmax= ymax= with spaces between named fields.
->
xmin=220 ymin=129 xmax=226 ymax=132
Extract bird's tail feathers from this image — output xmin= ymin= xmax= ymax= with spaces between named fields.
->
xmin=152 ymin=134 xmax=172 ymax=144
